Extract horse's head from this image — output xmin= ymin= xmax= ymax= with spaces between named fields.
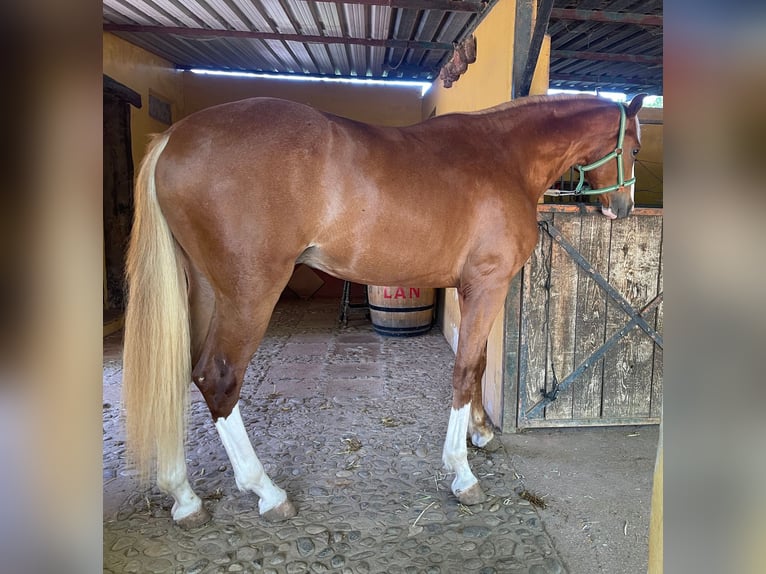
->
xmin=579 ymin=94 xmax=646 ymax=219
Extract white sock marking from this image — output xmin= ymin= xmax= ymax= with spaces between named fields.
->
xmin=442 ymin=403 xmax=478 ymax=497
xmin=167 ymin=482 xmax=203 ymax=522
xmin=157 ymin=445 xmax=203 ymax=522
xmin=216 ymin=402 xmax=287 ymax=514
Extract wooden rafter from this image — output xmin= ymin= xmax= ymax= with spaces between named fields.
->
xmin=516 ymin=0 xmax=554 ymax=98
xmin=550 ymin=72 xmax=659 ymax=89
xmin=551 ymin=50 xmax=662 ymax=65
xmin=550 ymin=8 xmax=662 ymax=27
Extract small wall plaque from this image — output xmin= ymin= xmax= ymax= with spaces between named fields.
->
xmin=149 ymin=93 xmax=172 ymax=125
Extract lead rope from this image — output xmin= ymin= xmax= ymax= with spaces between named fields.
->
xmin=538 ymin=220 xmax=560 ymax=403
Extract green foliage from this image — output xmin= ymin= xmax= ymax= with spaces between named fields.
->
xmin=643 ymin=95 xmax=663 ymax=108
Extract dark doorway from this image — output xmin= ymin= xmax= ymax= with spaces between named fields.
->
xmin=103 ymin=75 xmax=141 ymax=325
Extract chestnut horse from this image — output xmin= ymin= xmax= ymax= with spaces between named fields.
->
xmin=123 ymin=93 xmax=645 ymax=527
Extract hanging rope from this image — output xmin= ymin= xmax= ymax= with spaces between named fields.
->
xmin=537 ymin=220 xmax=560 ymax=403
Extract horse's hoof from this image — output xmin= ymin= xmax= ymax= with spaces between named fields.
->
xmin=262 ymin=499 xmax=297 ymax=522
xmin=175 ymin=506 xmax=212 ymax=529
xmin=456 ymin=483 xmax=487 ymax=506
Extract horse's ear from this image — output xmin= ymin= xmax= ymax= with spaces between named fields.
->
xmin=626 ymin=93 xmax=648 ymax=117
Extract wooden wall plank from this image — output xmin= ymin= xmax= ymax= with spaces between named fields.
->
xmin=482 ymin=306 xmax=506 ymax=429
xmin=518 ymin=213 xmax=553 ymax=423
xmin=650 ymin=226 xmax=664 ymax=418
xmin=545 ymin=212 xmax=581 ymax=420
xmin=572 ymin=214 xmax=612 ymax=420
xmin=502 ymin=274 xmax=522 ymax=433
xmin=602 ymin=216 xmax=663 ymax=418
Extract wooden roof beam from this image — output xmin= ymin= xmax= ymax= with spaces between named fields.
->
xmin=550 ymin=72 xmax=661 ymax=88
xmin=551 ymin=50 xmax=662 ymax=65
xmin=550 ymin=8 xmax=662 ymax=27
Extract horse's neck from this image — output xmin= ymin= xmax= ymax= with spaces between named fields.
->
xmin=486 ymin=100 xmax=615 ymax=201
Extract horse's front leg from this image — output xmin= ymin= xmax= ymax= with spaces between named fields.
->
xmin=466 ymin=344 xmax=497 ymax=449
xmin=443 ymin=281 xmax=509 ymax=505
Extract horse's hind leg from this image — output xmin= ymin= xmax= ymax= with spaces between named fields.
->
xmin=157 ymin=437 xmax=211 ymax=528
xmin=215 ymin=402 xmax=296 ymax=521
xmin=154 ymin=263 xmax=214 ymax=528
xmin=192 ymin=272 xmax=296 ymax=521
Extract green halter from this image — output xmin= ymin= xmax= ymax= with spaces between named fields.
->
xmin=567 ymin=103 xmax=635 ymax=196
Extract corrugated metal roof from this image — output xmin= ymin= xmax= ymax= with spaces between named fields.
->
xmin=548 ymin=0 xmax=663 ymax=94
xmin=104 ymin=0 xmax=488 ymax=82
xmin=103 ymin=0 xmax=663 ymax=93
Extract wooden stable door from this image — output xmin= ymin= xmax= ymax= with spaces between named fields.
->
xmin=494 ymin=205 xmax=663 ymax=431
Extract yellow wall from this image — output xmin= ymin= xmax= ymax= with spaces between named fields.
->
xmin=636 ymin=107 xmax=663 ymax=207
xmin=530 ymin=34 xmax=551 ymax=96
xmin=183 ymin=73 xmax=425 ymax=126
xmin=424 ymin=0 xmax=516 ymax=117
xmin=103 ymin=33 xmax=185 ymax=169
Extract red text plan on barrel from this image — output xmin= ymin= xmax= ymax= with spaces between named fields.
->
xmin=382 ymin=287 xmax=421 ymax=299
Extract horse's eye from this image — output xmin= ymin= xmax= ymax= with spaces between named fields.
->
xmin=632 ymin=148 xmax=640 ymax=157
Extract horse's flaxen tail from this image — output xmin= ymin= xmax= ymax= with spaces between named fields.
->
xmin=122 ymin=132 xmax=191 ymax=483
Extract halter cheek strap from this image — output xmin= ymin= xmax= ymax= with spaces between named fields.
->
xmin=551 ymin=103 xmax=636 ymax=197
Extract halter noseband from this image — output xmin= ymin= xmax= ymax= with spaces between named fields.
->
xmin=562 ymin=103 xmax=635 ymax=196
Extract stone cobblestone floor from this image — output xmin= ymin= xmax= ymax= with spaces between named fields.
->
xmin=103 ymin=300 xmax=566 ymax=573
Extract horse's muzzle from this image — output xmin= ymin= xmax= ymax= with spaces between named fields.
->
xmin=602 ymin=192 xmax=634 ymax=219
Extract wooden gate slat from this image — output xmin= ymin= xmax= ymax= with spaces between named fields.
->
xmin=651 ymin=228 xmax=664 ymax=418
xmin=572 ymin=214 xmax=611 ymax=420
xmin=519 ymin=212 xmax=553 ymax=422
xmin=603 ymin=216 xmax=663 ymax=418
xmin=546 ymin=212 xmax=581 ymax=420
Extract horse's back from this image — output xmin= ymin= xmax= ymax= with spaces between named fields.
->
xmin=151 ymin=97 xmax=532 ymax=289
